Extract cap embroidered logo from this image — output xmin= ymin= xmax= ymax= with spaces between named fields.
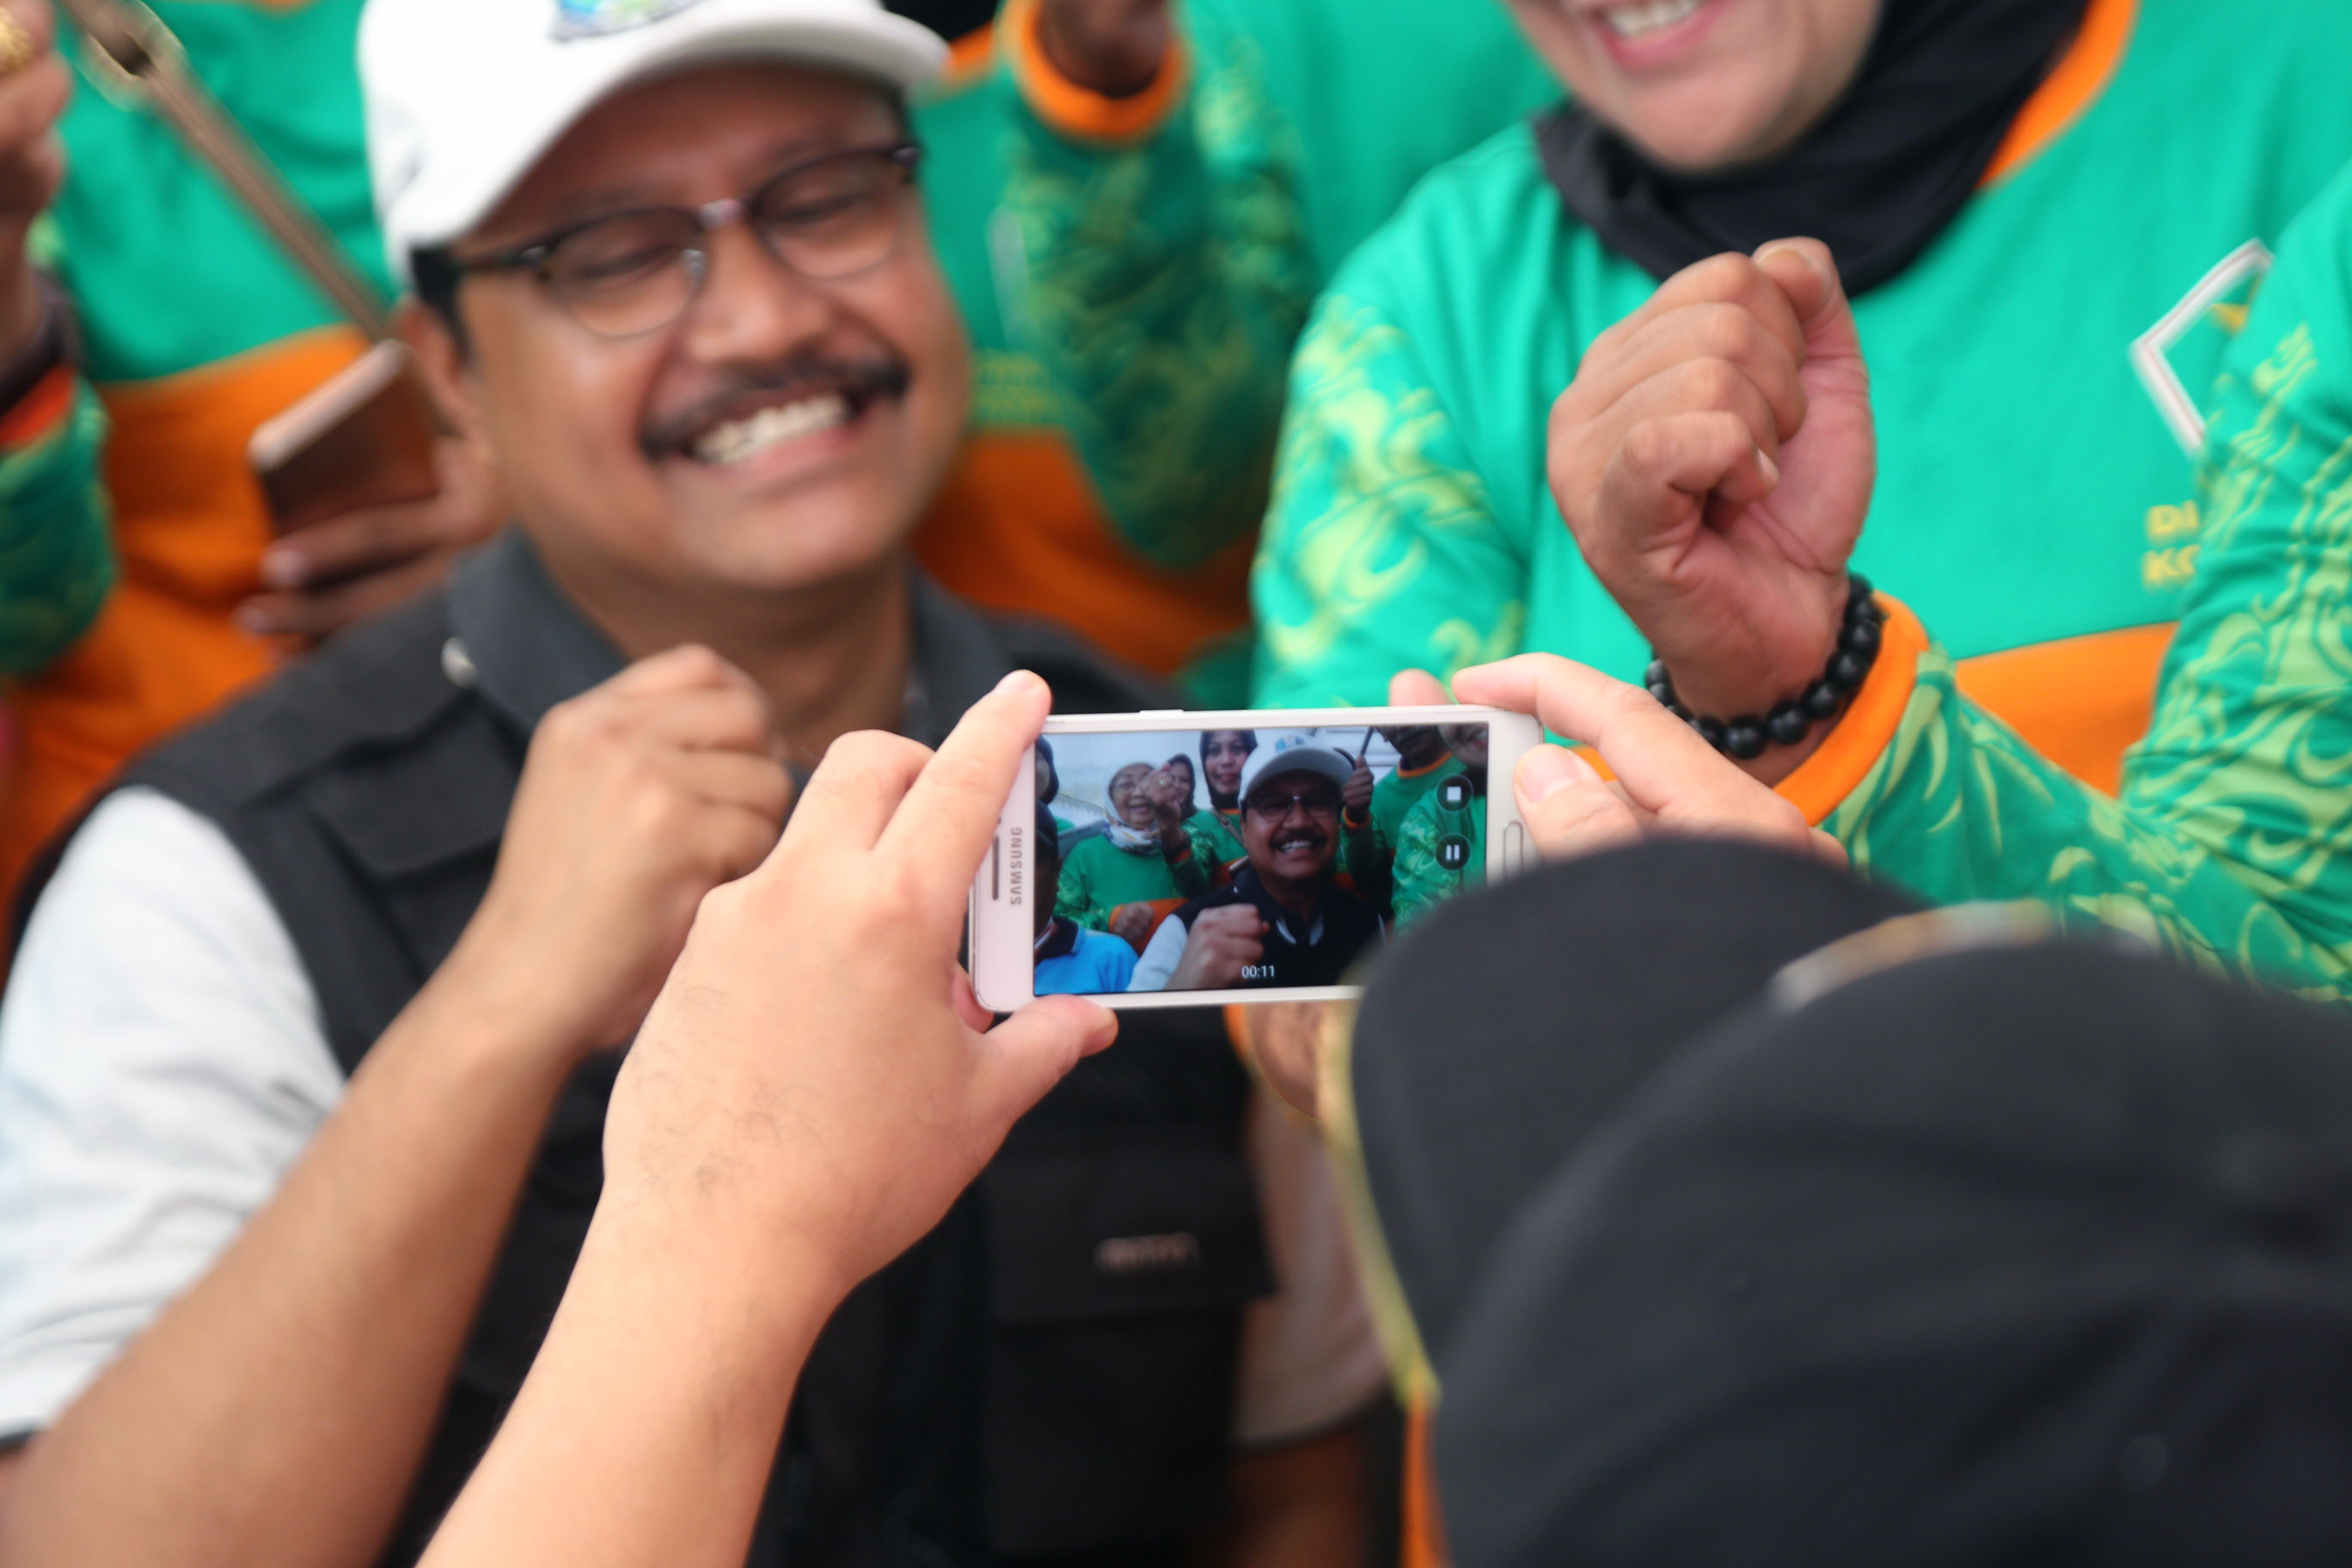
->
xmin=552 ymin=0 xmax=713 ymax=40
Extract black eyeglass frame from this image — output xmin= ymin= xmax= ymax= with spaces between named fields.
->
xmin=1243 ymin=787 xmax=1345 ymax=823
xmin=412 ymin=141 xmax=923 ymax=333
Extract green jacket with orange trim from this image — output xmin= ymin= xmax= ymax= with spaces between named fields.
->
xmin=1812 ymin=160 xmax=2352 ymax=1001
xmin=916 ymin=0 xmax=1556 ymax=699
xmin=1055 ymin=828 xmax=1210 ymax=932
xmin=1246 ymin=0 xmax=2352 ymax=805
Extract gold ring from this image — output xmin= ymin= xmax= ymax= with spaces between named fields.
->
xmin=0 ymin=10 xmax=37 ymax=78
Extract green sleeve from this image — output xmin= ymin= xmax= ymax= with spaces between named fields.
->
xmin=0 ymin=372 xmax=114 ymax=679
xmin=1390 ymin=792 xmax=1461 ymax=928
xmin=1826 ymin=211 xmax=2352 ymax=1000
xmin=1000 ymin=10 xmax=1318 ymax=571
xmin=1250 ymin=291 xmax=1526 ymax=707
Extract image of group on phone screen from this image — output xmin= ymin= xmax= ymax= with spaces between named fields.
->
xmin=1030 ymin=723 xmax=1492 ymax=996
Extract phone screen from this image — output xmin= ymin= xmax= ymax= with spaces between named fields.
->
xmin=1031 ymin=722 xmax=1493 ymax=998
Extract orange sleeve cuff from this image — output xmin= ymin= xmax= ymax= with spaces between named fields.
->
xmin=0 ymin=364 xmax=74 ymax=449
xmin=1777 ymin=595 xmax=1928 ymax=827
xmin=1005 ymin=0 xmax=1189 ymax=144
xmin=1223 ymin=1002 xmax=1253 ymax=1067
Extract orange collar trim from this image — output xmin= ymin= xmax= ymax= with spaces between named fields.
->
xmin=1981 ymin=0 xmax=2136 ymax=186
xmin=1004 ymin=0 xmax=1188 ymax=144
xmin=1395 ymin=750 xmax=1455 ymax=781
xmin=943 ymin=24 xmax=995 ymax=86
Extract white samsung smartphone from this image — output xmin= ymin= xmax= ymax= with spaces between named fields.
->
xmin=971 ymin=706 xmax=1544 ymax=1012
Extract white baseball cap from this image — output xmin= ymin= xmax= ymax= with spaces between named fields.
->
xmin=1239 ymin=742 xmax=1355 ymax=805
xmin=361 ymin=0 xmax=948 ymax=283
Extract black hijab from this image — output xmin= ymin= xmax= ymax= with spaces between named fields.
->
xmin=1537 ymin=0 xmax=2092 ymax=295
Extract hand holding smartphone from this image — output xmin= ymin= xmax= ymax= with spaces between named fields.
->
xmin=971 ymin=706 xmax=1542 ymax=1011
xmin=248 ymin=340 xmax=443 ymax=536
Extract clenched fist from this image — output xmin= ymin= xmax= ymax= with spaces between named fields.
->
xmin=0 ymin=0 xmax=70 ymax=357
xmin=1109 ymin=902 xmax=1157 ymax=952
xmin=446 ymin=646 xmax=793 ymax=1058
xmin=1547 ymin=240 xmax=1875 ymax=761
xmin=1167 ymin=903 xmax=1265 ymax=991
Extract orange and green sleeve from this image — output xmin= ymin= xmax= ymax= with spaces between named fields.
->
xmin=1802 ymin=168 xmax=2352 ymax=1001
xmin=995 ymin=0 xmax=1318 ymax=575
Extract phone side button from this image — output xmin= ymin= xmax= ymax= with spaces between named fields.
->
xmin=1504 ymin=821 xmax=1527 ymax=873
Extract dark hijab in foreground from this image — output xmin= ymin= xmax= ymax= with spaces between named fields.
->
xmin=1538 ymin=0 xmax=2095 ymax=292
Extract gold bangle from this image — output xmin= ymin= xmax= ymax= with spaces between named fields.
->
xmin=0 ymin=9 xmax=39 ymax=79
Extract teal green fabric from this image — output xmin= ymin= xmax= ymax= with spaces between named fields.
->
xmin=1183 ymin=805 xmax=1247 ymax=872
xmin=0 ymin=385 xmax=113 ymax=676
xmin=922 ymin=0 xmax=1555 ymax=573
xmin=1832 ymin=161 xmax=2352 ymax=1000
xmin=1251 ymin=0 xmax=2352 ymax=707
xmin=2 ymin=0 xmax=383 ymax=678
xmin=50 ymin=0 xmax=388 ymax=383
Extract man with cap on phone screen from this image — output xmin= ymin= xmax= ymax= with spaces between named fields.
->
xmin=1132 ymin=740 xmax=1386 ymax=994
xmin=0 ymin=1 xmax=1386 ymax=1562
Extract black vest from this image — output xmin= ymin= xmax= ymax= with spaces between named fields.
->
xmin=66 ymin=540 xmax=1268 ymax=1567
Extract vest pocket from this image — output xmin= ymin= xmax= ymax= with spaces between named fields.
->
xmin=980 ymin=1124 xmax=1275 ymax=1556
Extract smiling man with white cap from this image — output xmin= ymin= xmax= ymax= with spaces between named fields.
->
xmin=1130 ymin=741 xmax=1387 ymax=995
xmin=0 ymin=2 xmax=1383 ymax=1562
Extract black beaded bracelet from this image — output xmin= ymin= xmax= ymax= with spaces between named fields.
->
xmin=1646 ymin=576 xmax=1884 ymax=762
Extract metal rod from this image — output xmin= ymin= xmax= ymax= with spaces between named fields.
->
xmin=54 ymin=0 xmax=390 ymax=339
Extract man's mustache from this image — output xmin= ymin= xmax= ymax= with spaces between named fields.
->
xmin=638 ymin=353 xmax=913 ymax=460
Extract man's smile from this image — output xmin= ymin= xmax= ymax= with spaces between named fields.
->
xmin=689 ymin=391 xmax=852 ymax=465
xmin=641 ymin=354 xmax=912 ymax=474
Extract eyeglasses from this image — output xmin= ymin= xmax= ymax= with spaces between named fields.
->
xmin=1245 ymin=789 xmax=1342 ymax=823
xmin=431 ymin=142 xmax=922 ymax=339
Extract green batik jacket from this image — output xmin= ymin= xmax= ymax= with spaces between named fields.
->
xmin=1392 ymin=788 xmax=1485 ymax=928
xmin=944 ymin=0 xmax=1555 ymax=695
xmin=1815 ymin=160 xmax=2352 ymax=1001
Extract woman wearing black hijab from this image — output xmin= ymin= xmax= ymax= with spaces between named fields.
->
xmin=1237 ymin=0 xmax=2352 ymax=807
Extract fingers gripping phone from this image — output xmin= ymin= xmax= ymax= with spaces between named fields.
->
xmin=971 ymin=707 xmax=1543 ymax=1011
xmin=248 ymin=341 xmax=444 ymax=536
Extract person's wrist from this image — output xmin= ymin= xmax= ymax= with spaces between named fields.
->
xmin=429 ymin=911 xmax=616 ymax=1070
xmin=1652 ymin=588 xmax=1845 ymax=721
xmin=1650 ymin=576 xmax=1878 ymax=787
xmin=1034 ymin=2 xmax=1168 ymax=98
xmin=577 ymin=1187 xmax=843 ymax=1386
